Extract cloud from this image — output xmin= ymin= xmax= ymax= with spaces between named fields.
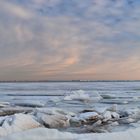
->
xmin=0 ymin=0 xmax=140 ymax=80
xmin=0 ymin=0 xmax=33 ymax=19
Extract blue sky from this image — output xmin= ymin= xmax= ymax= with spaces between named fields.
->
xmin=0 ymin=0 xmax=140 ymax=80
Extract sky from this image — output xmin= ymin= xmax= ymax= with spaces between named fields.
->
xmin=0 ymin=0 xmax=140 ymax=81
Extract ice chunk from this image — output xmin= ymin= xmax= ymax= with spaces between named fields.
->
xmin=111 ymin=112 xmax=120 ymax=119
xmin=0 ymin=116 xmax=8 ymax=126
xmin=36 ymin=113 xmax=69 ymax=128
xmin=64 ymin=90 xmax=102 ymax=102
xmin=12 ymin=100 xmax=45 ymax=107
xmin=93 ymin=107 xmax=107 ymax=114
xmin=92 ymin=120 xmax=102 ymax=127
xmin=0 ymin=102 xmax=9 ymax=108
xmin=118 ymin=117 xmax=136 ymax=124
xmin=78 ymin=112 xmax=99 ymax=120
xmin=70 ymin=111 xmax=99 ymax=126
xmin=64 ymin=90 xmax=90 ymax=101
xmin=103 ymin=111 xmax=112 ymax=121
xmin=0 ymin=114 xmax=41 ymax=137
xmin=107 ymin=104 xmax=118 ymax=112
xmin=0 ymin=107 xmax=32 ymax=116
xmin=109 ymin=121 xmax=119 ymax=126
xmin=35 ymin=107 xmax=75 ymax=116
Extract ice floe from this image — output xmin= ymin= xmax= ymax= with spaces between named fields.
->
xmin=0 ymin=107 xmax=32 ymax=116
xmin=11 ymin=100 xmax=45 ymax=107
xmin=0 ymin=100 xmax=139 ymax=138
xmin=64 ymin=90 xmax=102 ymax=102
xmin=36 ymin=113 xmax=69 ymax=128
xmin=0 ymin=114 xmax=41 ymax=137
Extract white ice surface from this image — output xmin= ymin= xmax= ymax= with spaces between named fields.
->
xmin=78 ymin=112 xmax=98 ymax=120
xmin=1 ymin=127 xmax=140 ymax=140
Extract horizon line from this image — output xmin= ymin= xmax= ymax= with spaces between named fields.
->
xmin=0 ymin=80 xmax=140 ymax=83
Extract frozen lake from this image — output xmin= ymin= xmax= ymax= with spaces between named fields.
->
xmin=0 ymin=81 xmax=140 ymax=111
xmin=0 ymin=81 xmax=140 ymax=134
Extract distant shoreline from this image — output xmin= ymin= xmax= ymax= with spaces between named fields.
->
xmin=0 ymin=80 xmax=140 ymax=83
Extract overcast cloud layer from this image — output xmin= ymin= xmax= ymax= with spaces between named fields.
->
xmin=0 ymin=0 xmax=140 ymax=80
